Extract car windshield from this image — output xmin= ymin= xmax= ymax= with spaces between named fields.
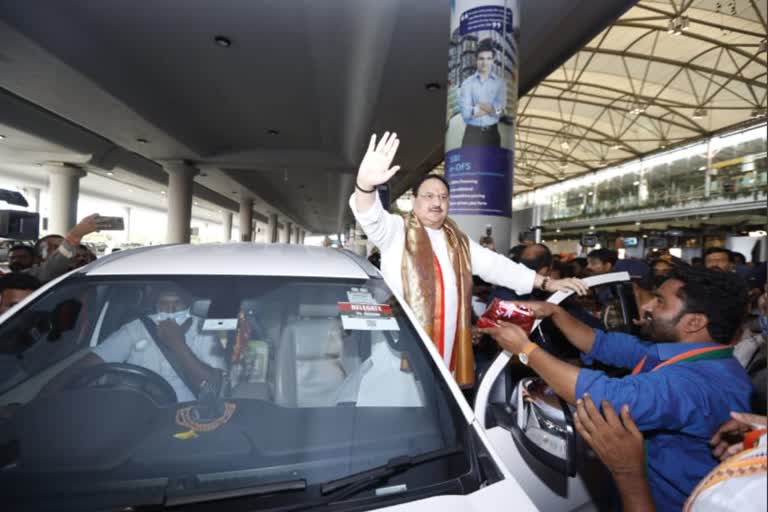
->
xmin=0 ymin=274 xmax=470 ymax=510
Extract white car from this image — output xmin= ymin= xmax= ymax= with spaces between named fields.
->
xmin=0 ymin=244 xmax=632 ymax=511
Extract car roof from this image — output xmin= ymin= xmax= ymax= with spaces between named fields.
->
xmin=81 ymin=243 xmax=374 ymax=279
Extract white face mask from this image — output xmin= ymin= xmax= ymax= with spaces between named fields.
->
xmin=151 ymin=308 xmax=190 ymax=325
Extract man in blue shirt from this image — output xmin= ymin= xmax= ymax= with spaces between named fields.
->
xmin=481 ymin=266 xmax=752 ymax=510
xmin=459 ymin=38 xmax=506 ymax=148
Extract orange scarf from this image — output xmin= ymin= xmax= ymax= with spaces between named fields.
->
xmin=401 ymin=212 xmax=474 ymax=388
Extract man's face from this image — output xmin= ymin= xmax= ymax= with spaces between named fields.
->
xmin=8 ymin=249 xmax=34 ymax=272
xmin=156 ymin=292 xmax=189 ymax=314
xmin=476 ymin=50 xmax=494 ymax=75
xmin=653 ymin=261 xmax=672 ymax=276
xmin=639 ymin=279 xmax=687 ymax=342
xmin=0 ymin=288 xmax=33 ymax=314
xmin=38 ymin=237 xmax=63 ymax=261
xmin=520 ymin=246 xmax=549 ymax=276
xmin=74 ymin=247 xmax=92 ymax=268
xmin=586 ymin=257 xmax=612 ymax=274
xmin=704 ymin=252 xmax=733 ymax=272
xmin=412 ymin=178 xmax=449 ymax=229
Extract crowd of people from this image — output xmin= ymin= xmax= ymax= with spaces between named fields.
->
xmin=354 ymin=132 xmax=766 ymax=511
xmin=0 ymin=132 xmax=764 ymax=510
xmin=0 ymin=214 xmax=101 ymax=314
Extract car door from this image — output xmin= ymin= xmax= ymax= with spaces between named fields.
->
xmin=473 ymin=272 xmax=634 ymax=511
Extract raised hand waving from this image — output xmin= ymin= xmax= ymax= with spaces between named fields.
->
xmin=356 ymin=132 xmax=401 ymax=191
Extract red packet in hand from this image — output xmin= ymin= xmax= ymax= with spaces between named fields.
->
xmin=477 ymin=298 xmax=535 ymax=333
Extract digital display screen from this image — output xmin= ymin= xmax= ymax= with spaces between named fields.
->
xmin=624 ymin=237 xmax=639 ymax=247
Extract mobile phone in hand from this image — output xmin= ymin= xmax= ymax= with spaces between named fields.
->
xmin=96 ymin=216 xmax=125 ymax=231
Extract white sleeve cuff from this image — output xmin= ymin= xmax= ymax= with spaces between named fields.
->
xmin=348 ymin=192 xmax=384 ymax=224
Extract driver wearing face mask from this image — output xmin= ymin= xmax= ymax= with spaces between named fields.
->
xmin=85 ymin=286 xmax=225 ymax=402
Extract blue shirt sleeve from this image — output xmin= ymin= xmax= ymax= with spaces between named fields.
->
xmin=575 ymin=368 xmax=716 ymax=435
xmin=581 ymin=329 xmax=651 ymax=370
xmin=460 ymin=79 xmax=474 ymax=123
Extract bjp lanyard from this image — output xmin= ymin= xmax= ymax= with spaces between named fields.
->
xmin=631 ymin=345 xmax=735 ymax=376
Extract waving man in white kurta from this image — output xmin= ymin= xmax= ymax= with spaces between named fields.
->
xmin=349 ymin=132 xmax=588 ymax=387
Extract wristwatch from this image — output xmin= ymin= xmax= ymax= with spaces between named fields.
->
xmin=518 ymin=342 xmax=539 ymax=366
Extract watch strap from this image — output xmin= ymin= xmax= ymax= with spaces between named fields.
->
xmin=520 ymin=342 xmax=539 ymax=358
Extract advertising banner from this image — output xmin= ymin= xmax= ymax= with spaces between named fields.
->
xmin=446 ymin=0 xmax=519 ymax=218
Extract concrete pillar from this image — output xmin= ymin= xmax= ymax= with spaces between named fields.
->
xmin=444 ymin=1 xmax=520 ymax=253
xmin=298 ymin=229 xmax=305 ymax=245
xmin=163 ymin=161 xmax=199 ymax=244
xmin=22 ymin=187 xmax=41 ymax=212
xmin=46 ymin=163 xmax=86 ymax=235
xmin=221 ymin=211 xmax=233 ymax=242
xmin=239 ymin=198 xmax=253 ymax=242
xmin=123 ymin=206 xmax=132 ymax=244
xmin=284 ymin=222 xmax=293 ymax=244
xmin=267 ymin=214 xmax=279 ymax=244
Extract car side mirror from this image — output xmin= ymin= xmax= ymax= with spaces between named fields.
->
xmin=511 ymin=377 xmax=578 ymax=477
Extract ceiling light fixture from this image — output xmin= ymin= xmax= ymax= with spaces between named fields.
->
xmin=0 ymin=134 xmax=5 ymax=140
xmin=136 ymin=138 xmax=149 ymax=144
xmin=425 ymin=82 xmax=441 ymax=91
xmin=267 ymin=129 xmax=280 ymax=136
xmin=598 ymin=159 xmax=608 ymax=168
xmin=611 ymin=144 xmax=624 ymax=150
xmin=633 ymin=180 xmax=640 ymax=186
xmin=560 ymin=140 xmax=570 ymax=151
xmin=107 ymin=171 xmax=114 ymax=176
xmin=194 ymin=201 xmax=199 ymax=206
xmin=758 ymin=39 xmax=766 ymax=53
xmin=667 ymin=15 xmax=688 ymax=35
xmin=558 ymin=160 xmax=568 ymax=169
xmin=556 ymin=228 xmax=561 ymax=233
xmin=160 ymin=191 xmax=166 ymax=195
xmin=750 ymin=107 xmax=767 ymax=118
xmin=589 ymin=225 xmax=596 ymax=230
xmin=692 ymin=107 xmax=707 ymax=119
xmin=629 ymin=104 xmax=646 ymax=116
xmin=214 ymin=35 xmax=232 ymax=48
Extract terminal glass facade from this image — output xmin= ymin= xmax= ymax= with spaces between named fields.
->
xmin=514 ymin=122 xmax=767 ymax=222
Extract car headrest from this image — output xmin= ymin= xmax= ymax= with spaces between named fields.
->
xmin=298 ymin=304 xmax=339 ymax=318
xmin=190 ymin=299 xmax=211 ymax=317
xmin=292 ymin=319 xmax=343 ymax=359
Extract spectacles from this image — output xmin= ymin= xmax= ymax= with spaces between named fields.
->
xmin=418 ymin=193 xmax=449 ymax=202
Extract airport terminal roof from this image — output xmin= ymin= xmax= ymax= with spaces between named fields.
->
xmin=511 ymin=0 xmax=768 ymax=192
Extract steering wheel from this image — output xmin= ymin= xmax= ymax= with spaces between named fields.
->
xmin=64 ymin=363 xmax=177 ymax=406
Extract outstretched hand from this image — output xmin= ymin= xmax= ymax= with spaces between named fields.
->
xmin=547 ymin=277 xmax=589 ymax=296
xmin=574 ymin=395 xmax=645 ymax=476
xmin=66 ymin=213 xmax=101 ymax=244
xmin=356 ymin=132 xmax=401 ymax=190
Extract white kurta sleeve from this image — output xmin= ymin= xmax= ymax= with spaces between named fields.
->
xmin=469 ymin=239 xmax=537 ymax=295
xmin=348 ymin=193 xmax=403 ymax=252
